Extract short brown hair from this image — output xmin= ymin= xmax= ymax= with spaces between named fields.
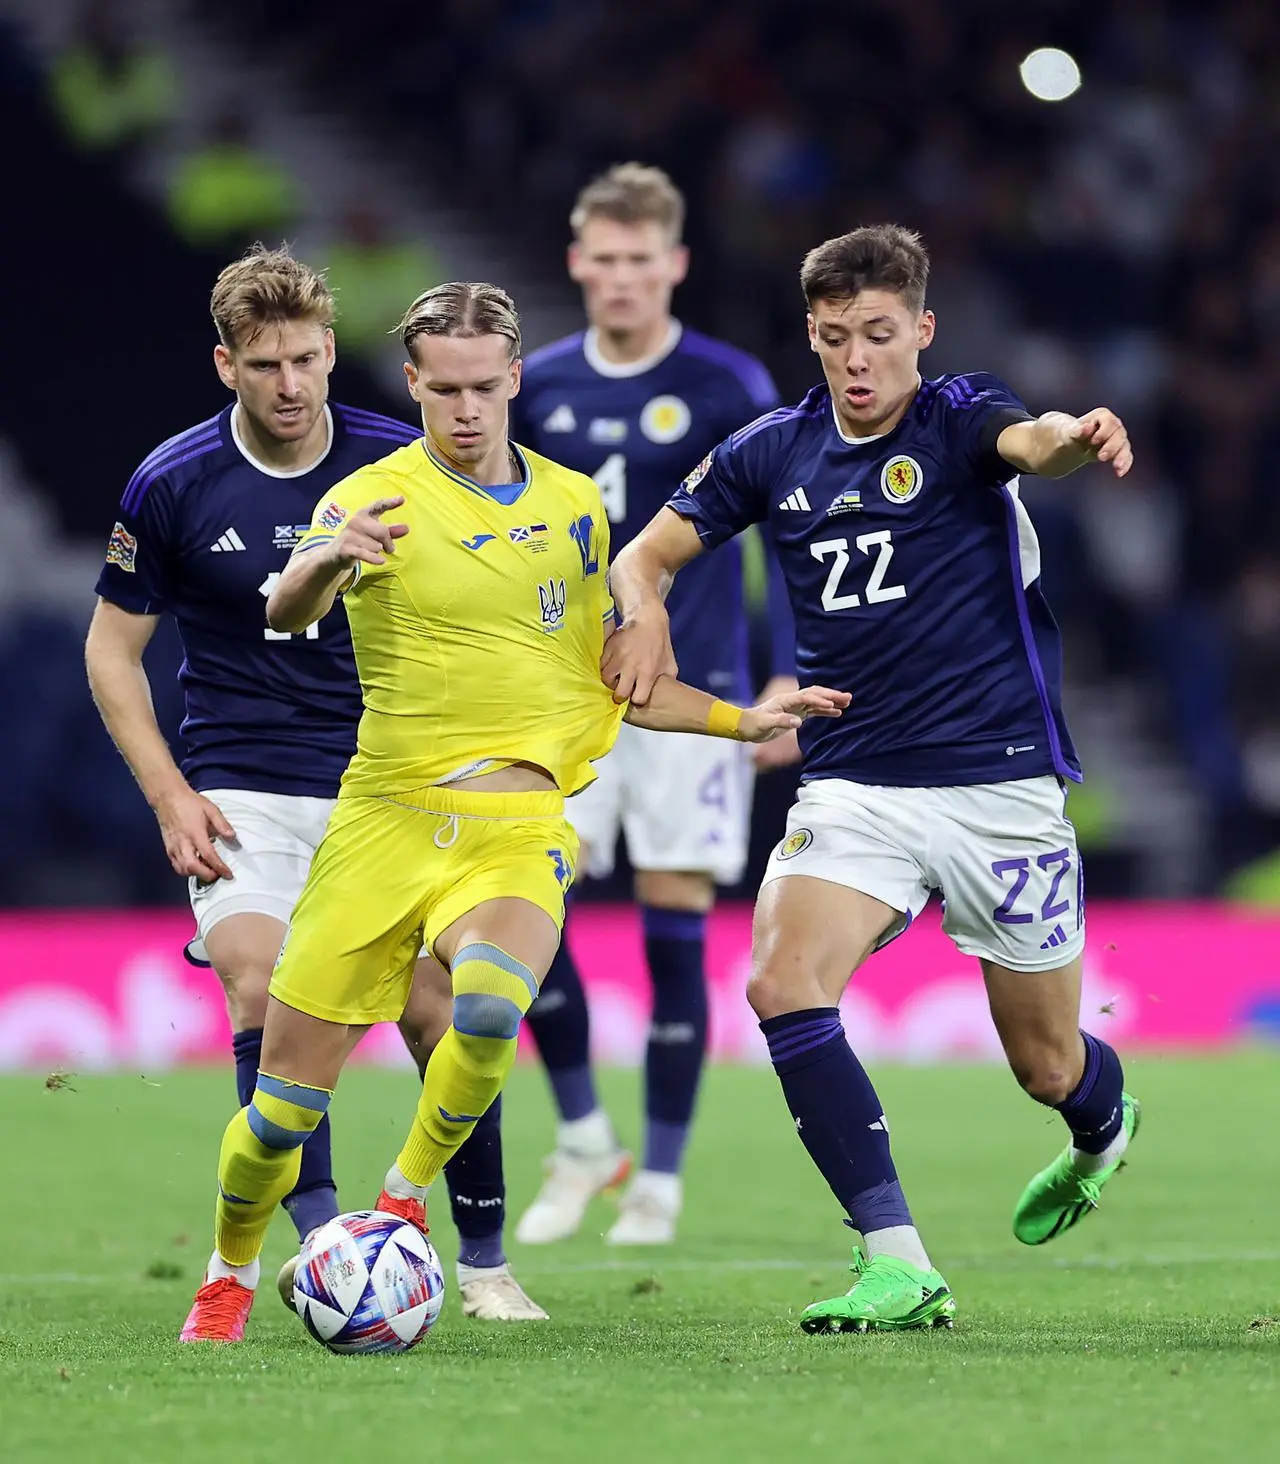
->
xmin=396 ymin=281 xmax=522 ymax=363
xmin=570 ymin=162 xmax=685 ymax=242
xmin=210 ymin=243 xmax=334 ymax=349
xmin=800 ymin=225 xmax=930 ymax=314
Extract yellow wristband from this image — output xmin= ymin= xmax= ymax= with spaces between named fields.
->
xmin=707 ymin=699 xmax=744 ymax=740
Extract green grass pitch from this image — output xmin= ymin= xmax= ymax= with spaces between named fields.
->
xmin=2 ymin=1053 xmax=1276 ymax=1463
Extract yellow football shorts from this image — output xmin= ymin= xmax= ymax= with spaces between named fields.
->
xmin=269 ymin=785 xmax=578 ymax=1026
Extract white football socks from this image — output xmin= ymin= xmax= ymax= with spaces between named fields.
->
xmin=863 ymin=1225 xmax=932 ymax=1271
xmin=383 ymin=1162 xmax=429 ymax=1201
xmin=206 ymin=1251 xmax=260 ymax=1289
xmin=1072 ymin=1123 xmax=1129 ymax=1177
xmin=557 ymin=1109 xmax=617 ymax=1156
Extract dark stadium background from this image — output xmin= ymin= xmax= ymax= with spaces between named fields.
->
xmin=1 ymin=0 xmax=1277 ymax=917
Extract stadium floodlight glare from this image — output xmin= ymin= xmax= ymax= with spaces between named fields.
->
xmin=1019 ymin=47 xmax=1082 ymax=103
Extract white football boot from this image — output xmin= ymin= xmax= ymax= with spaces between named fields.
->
xmin=457 ymin=1263 xmax=550 ymax=1320
xmin=605 ymin=1170 xmax=682 ymax=1246
xmin=515 ymin=1128 xmax=632 ymax=1245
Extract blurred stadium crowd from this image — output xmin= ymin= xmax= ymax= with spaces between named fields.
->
xmin=1 ymin=0 xmax=1277 ymax=906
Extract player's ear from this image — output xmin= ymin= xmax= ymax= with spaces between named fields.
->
xmin=669 ymin=243 xmax=690 ymax=287
xmin=323 ymin=326 xmax=336 ymax=372
xmin=403 ymin=359 xmax=418 ymax=401
xmin=213 ymin=343 xmax=237 ymax=391
xmin=806 ymin=313 xmax=819 ymax=353
xmin=917 ymin=310 xmax=936 ymax=351
xmin=509 ymin=356 xmax=523 ymax=398
xmin=567 ymin=241 xmax=584 ymax=283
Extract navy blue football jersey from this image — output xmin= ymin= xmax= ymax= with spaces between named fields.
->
xmin=95 ymin=402 xmax=421 ymax=797
xmin=511 ymin=323 xmax=791 ymax=696
xmin=667 ymin=373 xmax=1082 ymax=788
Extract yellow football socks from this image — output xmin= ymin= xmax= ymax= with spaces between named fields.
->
xmin=215 ymin=1072 xmax=332 ymax=1267
xmin=397 ymin=942 xmax=537 ymax=1188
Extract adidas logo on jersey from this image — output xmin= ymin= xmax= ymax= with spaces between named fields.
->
xmin=543 ymin=404 xmax=577 ymax=433
xmin=210 ymin=528 xmax=247 ymax=553
xmin=1040 ymin=924 xmax=1068 ymax=950
xmin=779 ymin=487 xmax=811 ymax=512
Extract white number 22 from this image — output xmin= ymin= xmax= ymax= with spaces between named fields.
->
xmin=810 ymin=530 xmax=907 ymax=612
xmin=259 ymin=573 xmax=318 ymax=640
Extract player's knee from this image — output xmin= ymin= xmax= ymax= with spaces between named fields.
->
xmin=214 ymin=962 xmax=274 ymax=1030
xmin=451 ymin=942 xmax=538 ymax=1041
xmin=246 ymin=1073 xmax=332 ymax=1150
xmin=1011 ymin=1051 xmax=1081 ymax=1107
xmin=746 ymin=961 xmax=811 ymax=1021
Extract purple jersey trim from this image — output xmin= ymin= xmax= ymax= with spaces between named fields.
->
xmin=729 ymin=399 xmax=818 ymax=452
xmin=999 ymin=484 xmax=1078 ymax=782
xmin=522 ymin=332 xmax=587 ymax=371
xmin=677 ymin=329 xmax=778 ymax=408
xmin=122 ymin=435 xmax=222 ymax=513
xmin=336 ymin=405 xmax=419 ymax=437
xmin=345 ymin=425 xmax=418 ymax=442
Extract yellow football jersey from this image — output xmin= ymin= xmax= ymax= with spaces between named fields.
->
xmin=294 ymin=438 xmax=624 ymax=800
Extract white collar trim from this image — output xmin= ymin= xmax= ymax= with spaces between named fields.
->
xmin=583 ymin=320 xmax=683 ymax=378
xmin=829 ymin=377 xmax=921 ymax=445
xmin=231 ymin=403 xmax=334 ymax=478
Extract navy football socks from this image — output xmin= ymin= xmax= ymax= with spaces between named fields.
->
xmin=760 ymin=1008 xmax=915 ymax=1235
xmin=523 ymin=927 xmax=599 ymax=1122
xmin=1056 ymin=1030 xmax=1126 ymax=1153
xmin=641 ymin=906 xmax=708 ymax=1174
xmin=444 ymin=1097 xmax=507 ymax=1269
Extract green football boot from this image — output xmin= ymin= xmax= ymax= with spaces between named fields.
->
xmin=800 ymin=1247 xmax=956 ymax=1334
xmin=1013 ymin=1092 xmax=1141 ymax=1246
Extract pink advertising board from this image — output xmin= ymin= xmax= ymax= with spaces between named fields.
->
xmin=0 ymin=904 xmax=1276 ymax=1071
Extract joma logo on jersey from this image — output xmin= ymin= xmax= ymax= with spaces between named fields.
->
xmin=538 ymin=577 xmax=567 ymax=632
xmin=880 ymin=456 xmax=924 ymax=504
xmin=568 ymin=514 xmax=599 ymax=577
xmin=546 ymin=848 xmax=574 ymax=886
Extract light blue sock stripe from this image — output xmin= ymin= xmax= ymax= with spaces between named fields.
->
xmin=454 ymin=942 xmax=538 ymax=1002
xmin=255 ymin=1072 xmax=332 ymax=1112
xmin=247 ymin=1103 xmax=310 ymax=1151
xmin=453 ymin=991 xmax=524 ymax=1040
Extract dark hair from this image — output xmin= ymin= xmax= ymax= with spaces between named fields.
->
xmin=799 ymin=225 xmax=930 ymax=313
xmin=396 ymin=281 xmax=521 ymax=363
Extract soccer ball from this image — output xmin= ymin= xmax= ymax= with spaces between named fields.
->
xmin=292 ymin=1210 xmax=446 ymax=1354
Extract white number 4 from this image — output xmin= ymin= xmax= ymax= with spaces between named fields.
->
xmin=810 ymin=530 xmax=906 ymax=611
xmin=593 ymin=453 xmax=627 ymax=523
xmin=259 ymin=573 xmax=318 ymax=640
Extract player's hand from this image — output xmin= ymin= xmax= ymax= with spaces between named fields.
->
xmin=332 ymin=496 xmax=410 ymax=567
xmin=1068 ymin=409 xmax=1132 ymax=478
xmin=154 ymin=786 xmax=235 ymax=882
xmin=738 ymin=685 xmax=850 ymax=744
xmin=601 ymin=605 xmax=678 ymax=706
xmin=751 ymin=675 xmax=803 ymax=770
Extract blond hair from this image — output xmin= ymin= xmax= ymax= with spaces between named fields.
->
xmin=209 ymin=243 xmax=334 ymax=349
xmin=396 ymin=281 xmax=522 ymax=363
xmin=570 ymin=162 xmax=685 ymax=242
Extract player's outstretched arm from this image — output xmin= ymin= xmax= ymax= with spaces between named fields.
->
xmin=624 ymin=675 xmax=849 ymax=742
xmin=603 ymin=508 xmax=705 ymax=706
xmin=268 ymin=495 xmax=409 ymax=633
xmin=997 ymin=408 xmax=1133 ymax=480
xmin=85 ymin=600 xmax=235 ymax=881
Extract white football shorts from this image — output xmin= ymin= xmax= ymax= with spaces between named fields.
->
xmin=186 ymin=788 xmax=336 ymax=963
xmin=761 ymin=775 xmax=1085 ymax=972
xmin=568 ymin=722 xmax=754 ymax=886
